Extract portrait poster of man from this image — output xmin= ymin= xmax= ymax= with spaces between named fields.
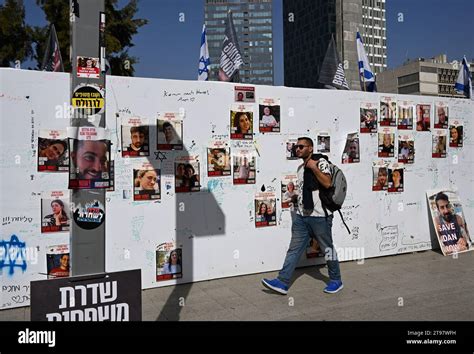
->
xmin=255 ymin=192 xmax=277 ymax=228
xmin=317 ymin=133 xmax=331 ymax=153
xmin=427 ymin=190 xmax=472 ymax=256
xmin=449 ymin=120 xmax=463 ymax=148
xmin=306 ymin=238 xmax=324 ymax=258
xmin=175 ymin=156 xmax=200 ymax=193
xmin=434 ymin=102 xmax=449 ymax=129
xmin=234 ymin=86 xmax=255 ymax=103
xmin=157 ymin=112 xmax=183 ymax=150
xmin=121 ymin=117 xmax=150 ymax=157
xmin=68 ymin=127 xmax=111 ymax=189
xmin=133 ymin=167 xmax=160 ymax=201
xmin=380 ymin=96 xmax=397 ymax=127
xmin=372 ymin=161 xmax=388 ymax=192
xmin=41 ymin=191 xmax=70 ymax=233
xmin=230 ymin=104 xmax=253 ymax=140
xmin=46 ymin=244 xmax=70 ymax=279
xmin=416 ymin=104 xmax=431 ymax=132
xmin=432 ymin=130 xmax=447 ymax=158
xmin=342 ymin=132 xmax=359 ymax=164
xmin=233 ymin=149 xmax=256 ymax=185
xmin=398 ymin=134 xmax=415 ymax=164
xmin=281 ymin=174 xmax=299 ymax=209
xmin=360 ymin=102 xmax=378 ymax=133
xmin=156 ymin=242 xmax=183 ymax=281
xmin=378 ymin=129 xmax=395 ymax=158
xmin=207 ymin=146 xmax=231 ymax=177
xmin=37 ymin=130 xmax=69 ymax=172
xmin=259 ymin=98 xmax=280 ymax=133
xmin=388 ymin=163 xmax=404 ymax=193
xmin=397 ymin=100 xmax=414 ymax=130
xmin=285 ymin=139 xmax=298 ymax=159
xmin=76 ymin=56 xmax=100 ymax=79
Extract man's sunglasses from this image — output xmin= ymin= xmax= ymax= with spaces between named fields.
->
xmin=295 ymin=145 xmax=309 ymax=150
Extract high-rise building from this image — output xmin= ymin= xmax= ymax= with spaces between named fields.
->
xmin=205 ymin=0 xmax=273 ymax=85
xmin=283 ymin=0 xmax=386 ymax=89
xmin=377 ymin=54 xmax=474 ymax=97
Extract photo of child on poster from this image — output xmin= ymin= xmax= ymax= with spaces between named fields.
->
xmin=255 ymin=192 xmax=277 ymax=228
xmin=372 ymin=161 xmax=388 ymax=191
xmin=285 ymin=139 xmax=298 ymax=159
xmin=207 ymin=147 xmax=231 ymax=177
xmin=37 ymin=130 xmax=69 ymax=172
xmin=434 ymin=103 xmax=448 ymax=129
xmin=46 ymin=244 xmax=70 ymax=279
xmin=235 ymin=86 xmax=255 ymax=103
xmin=432 ymin=131 xmax=447 ymax=158
xmin=397 ymin=101 xmax=414 ymax=130
xmin=156 ymin=242 xmax=183 ymax=281
xmin=175 ymin=157 xmax=200 ymax=193
xmin=398 ymin=134 xmax=414 ymax=164
xmin=281 ymin=174 xmax=299 ymax=209
xmin=121 ymin=118 xmax=149 ymax=157
xmin=388 ymin=164 xmax=404 ymax=193
xmin=360 ymin=103 xmax=377 ymax=133
xmin=157 ymin=113 xmax=183 ymax=150
xmin=449 ymin=121 xmax=463 ymax=148
xmin=427 ymin=190 xmax=472 ymax=256
xmin=230 ymin=105 xmax=253 ymax=140
xmin=342 ymin=133 xmax=359 ymax=164
xmin=259 ymin=99 xmax=280 ymax=133
xmin=68 ymin=127 xmax=111 ymax=189
xmin=416 ymin=104 xmax=431 ymax=132
xmin=380 ymin=97 xmax=397 ymax=126
xmin=317 ymin=134 xmax=331 ymax=153
xmin=133 ymin=168 xmax=160 ymax=201
xmin=378 ymin=129 xmax=395 ymax=158
xmin=41 ymin=191 xmax=70 ymax=233
xmin=233 ymin=149 xmax=256 ymax=184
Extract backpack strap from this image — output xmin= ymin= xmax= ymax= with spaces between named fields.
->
xmin=338 ymin=209 xmax=351 ymax=234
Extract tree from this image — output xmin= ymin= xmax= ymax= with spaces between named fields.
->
xmin=0 ymin=0 xmax=33 ymax=67
xmin=33 ymin=0 xmax=147 ymax=75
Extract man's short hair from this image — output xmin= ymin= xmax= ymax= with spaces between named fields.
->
xmin=130 ymin=126 xmax=148 ymax=135
xmin=435 ymin=192 xmax=449 ymax=207
xmin=297 ymin=137 xmax=314 ymax=147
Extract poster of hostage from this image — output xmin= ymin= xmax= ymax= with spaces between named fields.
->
xmin=398 ymin=134 xmax=414 ymax=164
xmin=121 ymin=117 xmax=149 ymax=157
xmin=68 ymin=127 xmax=111 ymax=189
xmin=255 ymin=192 xmax=277 ymax=228
xmin=281 ymin=174 xmax=298 ymax=209
xmin=207 ymin=146 xmax=231 ymax=177
xmin=259 ymin=98 xmax=280 ymax=133
xmin=46 ymin=244 xmax=70 ymax=279
xmin=427 ymin=190 xmax=472 ymax=256
xmin=233 ymin=149 xmax=256 ymax=184
xmin=133 ymin=167 xmax=160 ymax=201
xmin=37 ymin=130 xmax=69 ymax=172
xmin=156 ymin=242 xmax=183 ymax=281
xmin=360 ymin=102 xmax=377 ymax=133
xmin=41 ymin=191 xmax=70 ymax=233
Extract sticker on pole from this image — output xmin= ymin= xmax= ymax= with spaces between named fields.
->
xmin=72 ymin=84 xmax=105 ymax=116
xmin=72 ymin=200 xmax=105 ymax=230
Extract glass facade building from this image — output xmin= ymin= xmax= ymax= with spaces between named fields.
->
xmin=205 ymin=0 xmax=274 ymax=85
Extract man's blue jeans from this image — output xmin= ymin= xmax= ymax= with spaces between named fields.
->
xmin=278 ymin=213 xmax=341 ymax=286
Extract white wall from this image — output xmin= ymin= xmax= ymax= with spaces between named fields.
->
xmin=1 ymin=69 xmax=473 ymax=309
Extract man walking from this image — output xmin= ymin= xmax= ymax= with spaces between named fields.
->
xmin=262 ymin=137 xmax=343 ymax=294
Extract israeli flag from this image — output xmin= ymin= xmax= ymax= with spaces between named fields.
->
xmin=356 ymin=31 xmax=376 ymax=92
xmin=198 ymin=24 xmax=210 ymax=81
xmin=454 ymin=56 xmax=472 ymax=99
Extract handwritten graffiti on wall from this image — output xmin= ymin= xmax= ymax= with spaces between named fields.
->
xmin=0 ymin=235 xmax=27 ymax=275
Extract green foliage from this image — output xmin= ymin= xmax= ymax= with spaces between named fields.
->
xmin=0 ymin=0 xmax=33 ymax=67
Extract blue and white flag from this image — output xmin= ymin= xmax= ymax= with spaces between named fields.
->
xmin=198 ymin=24 xmax=210 ymax=81
xmin=454 ymin=56 xmax=472 ymax=99
xmin=356 ymin=31 xmax=376 ymax=92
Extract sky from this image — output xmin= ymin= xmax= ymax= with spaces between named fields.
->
xmin=10 ymin=0 xmax=474 ymax=85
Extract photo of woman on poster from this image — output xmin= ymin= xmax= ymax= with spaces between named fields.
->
xmin=161 ymin=249 xmax=182 ymax=275
xmin=234 ymin=112 xmax=252 ymax=135
xmin=38 ymin=137 xmax=69 ymax=172
xmin=42 ymin=199 xmax=69 ymax=231
xmin=134 ymin=169 xmax=160 ymax=200
xmin=175 ymin=161 xmax=200 ymax=192
xmin=449 ymin=126 xmax=463 ymax=147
